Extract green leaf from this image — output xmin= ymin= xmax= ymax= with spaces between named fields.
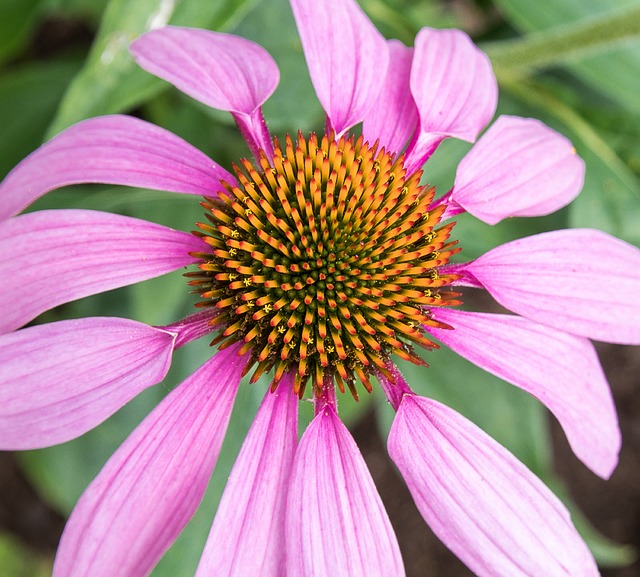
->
xmin=0 ymin=0 xmax=41 ymax=65
xmin=0 ymin=59 xmax=82 ymax=179
xmin=491 ymin=0 xmax=640 ymax=114
xmin=46 ymin=0 xmax=257 ymax=137
xmin=46 ymin=0 xmax=175 ymax=138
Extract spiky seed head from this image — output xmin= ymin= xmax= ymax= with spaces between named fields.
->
xmin=188 ymin=132 xmax=461 ymax=397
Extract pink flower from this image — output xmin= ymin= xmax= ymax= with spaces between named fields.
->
xmin=1 ymin=0 xmax=639 ymax=576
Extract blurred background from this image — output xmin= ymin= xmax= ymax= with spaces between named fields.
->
xmin=1 ymin=0 xmax=639 ymax=575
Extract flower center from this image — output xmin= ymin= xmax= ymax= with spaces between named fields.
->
xmin=188 ymin=132 xmax=461 ymax=397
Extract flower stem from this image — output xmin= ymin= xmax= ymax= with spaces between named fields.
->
xmin=483 ymin=4 xmax=640 ymax=78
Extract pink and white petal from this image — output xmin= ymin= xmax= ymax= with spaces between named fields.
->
xmin=286 ymin=405 xmax=405 ymax=577
xmin=233 ymin=109 xmax=274 ymax=160
xmin=447 ymin=115 xmax=585 ymax=224
xmin=53 ymin=343 xmax=245 ymax=577
xmin=361 ymin=40 xmax=418 ymax=154
xmin=426 ymin=308 xmax=619 ymax=478
xmin=464 ymin=228 xmax=640 ymax=344
xmin=161 ymin=310 xmax=220 ymax=349
xmin=404 ymin=28 xmax=497 ymax=174
xmin=130 ymin=26 xmax=278 ymax=116
xmin=0 ymin=209 xmax=206 ymax=334
xmin=389 ymin=395 xmax=599 ymax=577
xmin=195 ymin=377 xmax=298 ymax=577
xmin=0 ymin=318 xmax=176 ymax=450
xmin=0 ymin=115 xmax=234 ymax=220
xmin=290 ymin=0 xmax=389 ymax=138
xmin=375 ymin=360 xmax=415 ymax=412
xmin=130 ymin=27 xmax=277 ymax=155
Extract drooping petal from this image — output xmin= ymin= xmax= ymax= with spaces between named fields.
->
xmin=464 ymin=228 xmax=640 ymax=344
xmin=53 ymin=343 xmax=245 ymax=577
xmin=0 ymin=318 xmax=176 ymax=450
xmin=404 ymin=27 xmax=497 ymax=174
xmin=286 ymin=405 xmax=404 ymax=577
xmin=0 ymin=115 xmax=235 ymax=220
xmin=195 ymin=377 xmax=298 ymax=577
xmin=361 ymin=40 xmax=418 ymax=153
xmin=130 ymin=26 xmax=278 ymax=117
xmin=446 ymin=115 xmax=585 ymax=224
xmin=389 ymin=394 xmax=599 ymax=577
xmin=0 ymin=209 xmax=206 ymax=334
xmin=290 ymin=0 xmax=389 ymax=138
xmin=426 ymin=308 xmax=620 ymax=478
xmin=130 ymin=26 xmax=278 ymax=156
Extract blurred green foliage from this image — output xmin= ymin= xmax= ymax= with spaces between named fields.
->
xmin=0 ymin=532 xmax=52 ymax=577
xmin=1 ymin=0 xmax=639 ymax=573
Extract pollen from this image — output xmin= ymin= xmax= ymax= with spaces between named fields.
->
xmin=187 ymin=132 xmax=461 ymax=398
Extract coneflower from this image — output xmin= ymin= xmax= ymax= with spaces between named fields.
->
xmin=1 ymin=1 xmax=639 ymax=576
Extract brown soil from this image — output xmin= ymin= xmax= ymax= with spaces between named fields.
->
xmin=0 ymin=453 xmax=65 ymax=555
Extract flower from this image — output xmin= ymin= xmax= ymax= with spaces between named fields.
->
xmin=1 ymin=0 xmax=639 ymax=575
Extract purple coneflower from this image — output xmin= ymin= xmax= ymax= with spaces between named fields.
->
xmin=1 ymin=0 xmax=639 ymax=575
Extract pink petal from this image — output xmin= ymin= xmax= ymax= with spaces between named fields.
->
xmin=290 ymin=0 xmax=389 ymax=138
xmin=426 ymin=308 xmax=620 ymax=478
xmin=0 ymin=209 xmax=205 ymax=334
xmin=464 ymin=228 xmax=640 ymax=344
xmin=361 ymin=40 xmax=418 ymax=154
xmin=404 ymin=28 xmax=497 ymax=174
xmin=161 ymin=310 xmax=219 ymax=349
xmin=195 ymin=378 xmax=298 ymax=577
xmin=130 ymin=26 xmax=277 ymax=156
xmin=389 ymin=394 xmax=599 ymax=577
xmin=0 ymin=318 xmax=176 ymax=450
xmin=375 ymin=360 xmax=414 ymax=411
xmin=448 ymin=115 xmax=585 ymax=224
xmin=0 ymin=114 xmax=235 ymax=220
xmin=286 ymin=405 xmax=404 ymax=577
xmin=130 ymin=26 xmax=278 ymax=116
xmin=53 ymin=344 xmax=245 ymax=577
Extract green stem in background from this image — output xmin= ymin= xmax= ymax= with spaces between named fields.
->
xmin=361 ymin=0 xmax=421 ymax=42
xmin=483 ymin=3 xmax=640 ymax=76
xmin=501 ymin=77 xmax=640 ymax=202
